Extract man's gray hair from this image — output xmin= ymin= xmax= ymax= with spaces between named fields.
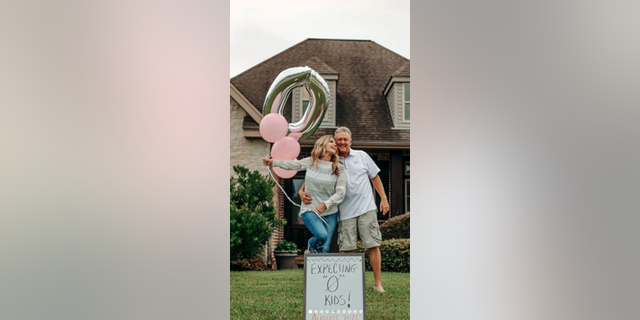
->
xmin=335 ymin=126 xmax=352 ymax=139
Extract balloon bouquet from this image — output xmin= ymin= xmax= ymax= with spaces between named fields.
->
xmin=259 ymin=66 xmax=331 ymax=178
xmin=259 ymin=66 xmax=331 ymax=224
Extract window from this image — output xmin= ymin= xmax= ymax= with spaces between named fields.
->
xmin=302 ymin=88 xmax=310 ymax=115
xmin=403 ymin=84 xmax=410 ymax=121
xmin=405 ymin=161 xmax=410 ymax=175
xmin=405 ymin=179 xmax=410 ymax=213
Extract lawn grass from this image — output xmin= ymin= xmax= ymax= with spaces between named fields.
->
xmin=231 ymin=270 xmax=409 ymax=320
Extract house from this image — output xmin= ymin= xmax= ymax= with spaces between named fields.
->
xmin=230 ymin=39 xmax=409 ymax=267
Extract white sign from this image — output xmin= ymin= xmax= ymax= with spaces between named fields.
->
xmin=304 ymin=253 xmax=366 ymax=320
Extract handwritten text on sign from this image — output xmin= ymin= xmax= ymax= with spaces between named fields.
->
xmin=304 ymin=254 xmax=366 ymax=320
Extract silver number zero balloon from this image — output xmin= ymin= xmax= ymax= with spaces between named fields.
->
xmin=262 ymin=66 xmax=331 ymax=141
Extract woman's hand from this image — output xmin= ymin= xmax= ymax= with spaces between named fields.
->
xmin=314 ymin=203 xmax=326 ymax=214
xmin=299 ymin=183 xmax=312 ymax=205
xmin=262 ymin=157 xmax=273 ymax=166
xmin=299 ymin=189 xmax=312 ymax=205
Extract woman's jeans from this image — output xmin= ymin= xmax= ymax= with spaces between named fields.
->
xmin=301 ymin=211 xmax=338 ymax=253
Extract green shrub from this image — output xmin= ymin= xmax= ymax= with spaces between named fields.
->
xmin=357 ymin=238 xmax=410 ymax=273
xmin=230 ymin=165 xmax=286 ymax=261
xmin=275 ymin=240 xmax=297 ymax=252
xmin=380 ymin=213 xmax=410 ymax=240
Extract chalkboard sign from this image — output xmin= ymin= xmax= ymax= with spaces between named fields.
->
xmin=304 ymin=253 xmax=366 ymax=320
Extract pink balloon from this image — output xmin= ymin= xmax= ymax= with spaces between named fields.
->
xmin=273 ymin=167 xmax=297 ymax=179
xmin=287 ymin=132 xmax=303 ymax=140
xmin=271 ymin=137 xmax=300 ymax=160
xmin=259 ymin=113 xmax=288 ymax=143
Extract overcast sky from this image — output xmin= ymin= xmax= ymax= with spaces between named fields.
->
xmin=230 ymin=0 xmax=410 ymax=78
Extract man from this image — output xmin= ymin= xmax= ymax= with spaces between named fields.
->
xmin=299 ymin=126 xmax=389 ymax=293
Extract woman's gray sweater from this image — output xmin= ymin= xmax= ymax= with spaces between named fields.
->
xmin=273 ymin=157 xmax=346 ymax=217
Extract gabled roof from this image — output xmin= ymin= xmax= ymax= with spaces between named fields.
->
xmin=392 ymin=60 xmax=410 ymax=77
xmin=302 ymin=56 xmax=339 ymax=75
xmin=231 ymin=38 xmax=409 ymax=147
xmin=384 ymin=60 xmax=411 ymax=96
xmin=230 ymin=82 xmax=262 ymax=123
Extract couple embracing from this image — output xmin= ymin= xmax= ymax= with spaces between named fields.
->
xmin=263 ymin=126 xmax=389 ymax=293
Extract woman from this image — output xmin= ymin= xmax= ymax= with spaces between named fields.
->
xmin=263 ymin=135 xmax=346 ymax=254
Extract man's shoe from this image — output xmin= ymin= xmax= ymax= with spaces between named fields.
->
xmin=373 ymin=285 xmax=385 ymax=293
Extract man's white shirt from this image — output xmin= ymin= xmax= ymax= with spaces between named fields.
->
xmin=337 ymin=148 xmax=380 ymax=221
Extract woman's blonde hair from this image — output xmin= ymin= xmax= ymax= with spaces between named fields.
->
xmin=310 ymin=135 xmax=340 ymax=176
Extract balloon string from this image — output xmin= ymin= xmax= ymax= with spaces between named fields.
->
xmin=265 ymin=155 xmax=328 ymax=227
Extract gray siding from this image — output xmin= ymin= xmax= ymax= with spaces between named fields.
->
xmin=387 ymin=83 xmax=397 ymax=127
xmin=292 ymin=86 xmax=302 ymax=121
